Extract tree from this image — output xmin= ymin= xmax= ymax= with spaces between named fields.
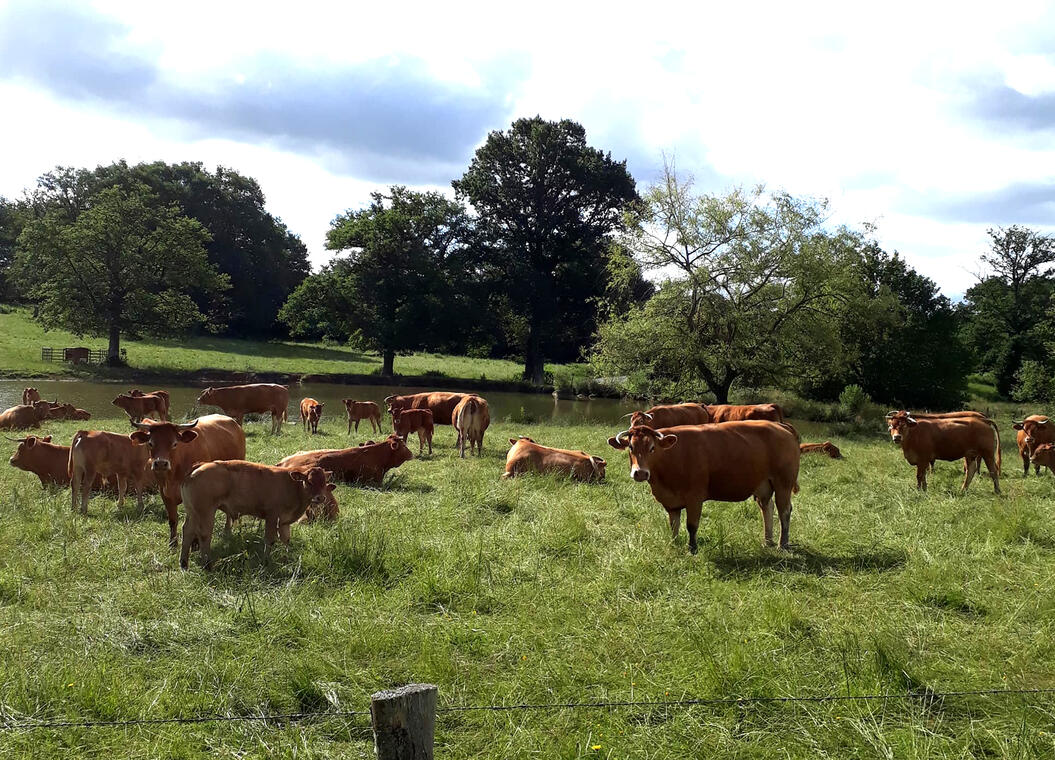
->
xmin=454 ymin=117 xmax=638 ymax=383
xmin=0 ymin=197 xmax=19 ymax=301
xmin=12 ymin=184 xmax=227 ymax=364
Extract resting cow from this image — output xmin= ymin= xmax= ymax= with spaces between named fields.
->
xmin=502 ymin=436 xmax=606 ymax=482
xmin=179 ymin=462 xmax=335 ymax=570
xmin=392 ymin=408 xmax=434 ymax=455
xmin=343 ymin=399 xmax=382 ymax=434
xmin=628 ymin=403 xmax=710 ymax=429
xmin=277 ymin=435 xmax=414 ymax=487
xmin=129 ymin=415 xmax=246 ymax=547
xmin=800 ymin=441 xmax=843 ymax=459
xmin=22 ymin=387 xmax=41 ymax=405
xmin=0 ymin=403 xmax=51 ymax=431
xmin=705 ymin=403 xmax=785 ymax=423
xmin=453 ymin=395 xmax=490 ymax=457
xmin=46 ymin=402 xmax=91 ymax=421
xmin=68 ymin=430 xmax=151 ymax=514
xmin=608 ymin=422 xmax=801 ymax=553
xmin=112 ymin=390 xmax=170 ymax=422
xmin=886 ymin=412 xmax=1001 ymax=493
xmin=197 ymin=384 xmax=290 ymax=434
xmin=300 ymin=397 xmax=324 ymax=434
xmin=384 ymin=392 xmax=467 ymax=426
xmin=1012 ymin=415 xmax=1053 ymax=476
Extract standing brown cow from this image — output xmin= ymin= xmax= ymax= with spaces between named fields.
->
xmin=705 ymin=404 xmax=785 ymax=423
xmin=503 ymin=437 xmax=607 ymax=482
xmin=129 ymin=415 xmax=247 ymax=547
xmin=22 ymin=388 xmax=41 ymax=405
xmin=300 ymin=398 xmax=324 ymax=434
xmin=68 ymin=430 xmax=151 ymax=514
xmin=453 ymin=395 xmax=490 ymax=457
xmin=609 ymin=422 xmax=801 ymax=553
xmin=628 ymin=403 xmax=711 ymax=429
xmin=886 ymin=412 xmax=1001 ymax=493
xmin=112 ymin=390 xmax=170 ymax=422
xmin=384 ymin=392 xmax=467 ymax=426
xmin=197 ymin=384 xmax=289 ymax=434
xmin=343 ymin=399 xmax=383 ymax=435
xmin=1012 ymin=415 xmax=1054 ymax=476
xmin=392 ymin=408 xmax=434 ymax=455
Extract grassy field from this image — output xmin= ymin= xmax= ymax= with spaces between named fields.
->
xmin=2 ymin=408 xmax=1055 ymax=758
xmin=0 ymin=307 xmax=550 ymax=383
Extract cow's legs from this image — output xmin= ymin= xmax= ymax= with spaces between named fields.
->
xmin=685 ymin=502 xmax=703 ymax=554
xmin=163 ymin=496 xmax=180 ymax=548
xmin=115 ymin=474 xmax=127 ymax=510
xmin=179 ymin=514 xmax=195 ymax=569
xmin=263 ymin=519 xmax=278 ymax=557
xmin=71 ymin=467 xmax=84 ymax=513
xmin=982 ymin=452 xmax=1001 ymax=494
xmin=427 ymin=432 xmax=433 ymax=455
xmin=755 ymin=481 xmax=776 ymax=547
xmin=278 ymin=522 xmax=291 ymax=545
xmin=1023 ymin=450 xmax=1031 ymax=477
xmin=198 ymin=515 xmax=215 ymax=570
xmin=134 ymin=479 xmax=144 ymax=511
xmin=916 ymin=464 xmax=928 ymax=490
xmin=775 ymin=488 xmax=793 ymax=550
xmin=960 ymin=456 xmax=980 ymax=493
xmin=666 ymin=507 xmax=681 ymax=540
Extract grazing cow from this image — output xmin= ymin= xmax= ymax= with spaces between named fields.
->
xmin=453 ymin=395 xmax=490 ymax=457
xmin=197 ymin=384 xmax=289 ymax=434
xmin=278 ymin=434 xmax=414 ymax=487
xmin=22 ymin=388 xmax=41 ymax=405
xmin=608 ymin=421 xmax=801 ymax=553
xmin=886 ymin=412 xmax=1001 ymax=493
xmin=628 ymin=403 xmax=711 ymax=429
xmin=705 ymin=403 xmax=785 ymax=423
xmin=1012 ymin=415 xmax=1054 ymax=476
xmin=68 ymin=430 xmax=151 ymax=514
xmin=179 ymin=462 xmax=335 ymax=570
xmin=384 ymin=392 xmax=467 ymax=426
xmin=129 ymin=415 xmax=246 ymax=547
xmin=502 ymin=436 xmax=607 ymax=482
xmin=392 ymin=408 xmax=434 ymax=455
xmin=0 ymin=403 xmax=50 ymax=431
xmin=112 ymin=390 xmax=170 ymax=422
xmin=799 ymin=441 xmax=843 ymax=459
xmin=343 ymin=399 xmax=383 ymax=435
xmin=300 ymin=397 xmax=324 ymax=434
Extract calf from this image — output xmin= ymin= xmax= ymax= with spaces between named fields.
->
xmin=47 ymin=403 xmax=91 ymax=421
xmin=609 ymin=422 xmax=801 ymax=552
xmin=22 ymin=388 xmax=41 ymax=405
xmin=1030 ymin=444 xmax=1055 ymax=474
xmin=384 ymin=392 xmax=468 ymax=426
xmin=8 ymin=435 xmax=109 ymax=490
xmin=278 ymin=434 xmax=413 ymax=488
xmin=300 ymin=397 xmax=324 ymax=434
xmin=68 ymin=430 xmax=151 ymax=514
xmin=0 ymin=403 xmax=50 ymax=430
xmin=392 ymin=408 xmax=434 ymax=455
xmin=886 ymin=412 xmax=1001 ymax=493
xmin=179 ymin=462 xmax=335 ymax=570
xmin=799 ymin=441 xmax=843 ymax=459
xmin=503 ymin=436 xmax=606 ymax=482
xmin=705 ymin=403 xmax=785 ymax=423
xmin=629 ymin=403 xmax=711 ymax=429
xmin=1012 ymin=415 xmax=1054 ymax=476
xmin=343 ymin=399 xmax=383 ymax=434
xmin=453 ymin=395 xmax=490 ymax=457
xmin=197 ymin=384 xmax=289 ymax=435
xmin=112 ymin=390 xmax=170 ymax=422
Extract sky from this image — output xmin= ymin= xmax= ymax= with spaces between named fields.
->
xmin=2 ymin=0 xmax=1054 ymax=298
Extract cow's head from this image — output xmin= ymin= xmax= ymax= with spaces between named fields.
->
xmin=886 ymin=412 xmax=917 ymax=444
xmin=30 ymin=401 xmax=53 ymax=421
xmin=627 ymin=410 xmax=654 ymax=428
xmin=1013 ymin=417 xmax=1049 ymax=448
xmin=129 ymin=419 xmax=199 ymax=471
xmin=384 ymin=434 xmax=414 ymax=465
xmin=22 ymin=387 xmax=40 ymax=405
xmin=1031 ymin=443 xmax=1055 ymax=469
xmin=196 ymin=388 xmax=216 ymax=405
xmin=69 ymin=406 xmax=91 ymax=421
xmin=112 ymin=393 xmax=135 ymax=410
xmin=508 ymin=436 xmax=536 ymax=446
xmin=385 ymin=395 xmax=405 ymax=415
xmin=129 ymin=389 xmax=144 ymax=397
xmin=7 ymin=435 xmax=52 ymax=468
xmin=607 ymin=426 xmax=678 ymax=482
xmin=587 ymin=455 xmax=607 ymax=482
xmin=289 ymin=466 xmax=336 ymax=507
xmin=309 ymin=403 xmax=324 ymax=420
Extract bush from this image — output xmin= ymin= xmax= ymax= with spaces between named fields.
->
xmin=839 ymin=384 xmax=872 ymax=419
xmin=1013 ymin=361 xmax=1055 ymax=403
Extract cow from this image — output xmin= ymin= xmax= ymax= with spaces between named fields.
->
xmin=1012 ymin=415 xmax=1054 ymax=476
xmin=885 ymin=411 xmax=991 ymax=472
xmin=277 ymin=434 xmax=414 ymax=487
xmin=343 ymin=399 xmax=383 ymax=435
xmin=1030 ymin=443 xmax=1055 ymax=473
xmin=628 ymin=403 xmax=711 ymax=429
xmin=22 ymin=387 xmax=41 ymax=405
xmin=608 ymin=421 xmax=801 ymax=553
xmin=392 ymin=408 xmax=434 ymax=455
xmin=7 ymin=435 xmax=111 ymax=490
xmin=502 ymin=436 xmax=607 ymax=482
xmin=0 ymin=403 xmax=50 ymax=431
xmin=384 ymin=392 xmax=468 ymax=426
xmin=300 ymin=398 xmax=324 ymax=434
xmin=46 ymin=403 xmax=91 ymax=421
xmin=886 ymin=412 xmax=1001 ymax=493
xmin=453 ymin=395 xmax=490 ymax=457
xmin=705 ymin=403 xmax=785 ymax=423
xmin=197 ymin=384 xmax=289 ymax=434
xmin=179 ymin=462 xmax=335 ymax=570
xmin=129 ymin=415 xmax=246 ymax=547
xmin=68 ymin=430 xmax=151 ymax=514
xmin=799 ymin=441 xmax=843 ymax=459
xmin=112 ymin=390 xmax=170 ymax=422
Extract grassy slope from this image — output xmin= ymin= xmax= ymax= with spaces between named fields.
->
xmin=2 ymin=410 xmax=1055 ymax=758
xmin=0 ymin=307 xmax=543 ymax=382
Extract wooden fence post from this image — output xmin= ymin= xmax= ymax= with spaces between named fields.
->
xmin=371 ymin=683 xmax=438 ymax=760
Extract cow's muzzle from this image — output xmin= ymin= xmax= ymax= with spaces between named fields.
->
xmin=630 ymin=466 xmax=650 ymax=482
xmin=891 ymin=434 xmax=902 ymax=443
xmin=151 ymin=459 xmax=172 ymax=471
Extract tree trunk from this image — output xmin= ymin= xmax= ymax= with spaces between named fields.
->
xmin=382 ymin=349 xmax=395 ymax=376
xmin=712 ymin=376 xmax=735 ymax=404
xmin=523 ymin=329 xmax=545 ymax=385
xmin=105 ymin=322 xmax=125 ymax=366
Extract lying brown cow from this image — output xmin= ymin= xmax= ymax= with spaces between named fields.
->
xmin=179 ymin=462 xmax=335 ymax=570
xmin=68 ymin=430 xmax=151 ymax=514
xmin=609 ymin=422 xmax=801 ymax=553
xmin=385 ymin=392 xmax=467 ymax=426
xmin=705 ymin=403 xmax=785 ymax=423
xmin=453 ymin=395 xmax=490 ymax=457
xmin=197 ymin=384 xmax=289 ymax=434
xmin=129 ymin=415 xmax=246 ymax=547
xmin=343 ymin=399 xmax=383 ymax=434
xmin=628 ymin=403 xmax=710 ymax=429
xmin=277 ymin=434 xmax=414 ymax=487
xmin=0 ymin=403 xmax=50 ymax=430
xmin=502 ymin=436 xmax=607 ymax=482
xmin=800 ymin=441 xmax=843 ymax=459
xmin=1012 ymin=415 xmax=1053 ymax=476
xmin=300 ymin=397 xmax=323 ymax=434
xmin=392 ymin=408 xmax=434 ymax=455
xmin=113 ymin=390 xmax=170 ymax=422
xmin=46 ymin=402 xmax=91 ymax=421
xmin=886 ymin=412 xmax=1001 ymax=493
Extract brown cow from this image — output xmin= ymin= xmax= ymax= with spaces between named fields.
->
xmin=0 ymin=403 xmax=50 ymax=430
xmin=300 ymin=397 xmax=324 ymax=434
xmin=129 ymin=415 xmax=247 ymax=547
xmin=1012 ymin=415 xmax=1054 ymax=476
xmin=7 ymin=435 xmax=110 ymax=490
xmin=46 ymin=403 xmax=91 ymax=421
xmin=197 ymin=384 xmax=289 ymax=434
xmin=1030 ymin=443 xmax=1055 ymax=473
xmin=799 ymin=441 xmax=843 ymax=459
xmin=608 ymin=422 xmax=801 ymax=553
xmin=277 ymin=434 xmax=414 ymax=487
xmin=112 ymin=390 xmax=169 ymax=422
xmin=22 ymin=387 xmax=41 ymax=405
xmin=68 ymin=430 xmax=151 ymax=514
xmin=705 ymin=403 xmax=785 ymax=423
xmin=453 ymin=395 xmax=490 ymax=457
xmin=384 ymin=392 xmax=467 ymax=426
xmin=502 ymin=436 xmax=607 ymax=482
xmin=628 ymin=403 xmax=711 ymax=429
xmin=343 ymin=399 xmax=383 ymax=435
xmin=886 ymin=412 xmax=1001 ymax=493
xmin=392 ymin=408 xmax=434 ymax=455
xmin=179 ymin=462 xmax=335 ymax=570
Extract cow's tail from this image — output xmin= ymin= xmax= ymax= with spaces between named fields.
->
xmin=988 ymin=418 xmax=1002 ymax=476
xmin=68 ymin=430 xmax=86 ymax=479
xmin=779 ymin=422 xmax=801 ymax=443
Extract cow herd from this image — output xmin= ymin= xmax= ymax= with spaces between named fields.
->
xmin=2 ymin=384 xmax=1052 ymax=567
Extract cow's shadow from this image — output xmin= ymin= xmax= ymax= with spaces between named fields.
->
xmin=708 ymin=543 xmax=908 ymax=578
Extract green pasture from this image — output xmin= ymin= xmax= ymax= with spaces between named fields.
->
xmin=2 ymin=408 xmax=1055 ymax=758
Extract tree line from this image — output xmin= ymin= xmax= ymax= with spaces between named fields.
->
xmin=0 ymin=117 xmax=1050 ymax=406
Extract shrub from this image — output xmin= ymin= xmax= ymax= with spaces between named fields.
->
xmin=839 ymin=384 xmax=872 ymax=419
xmin=1013 ymin=361 xmax=1055 ymax=403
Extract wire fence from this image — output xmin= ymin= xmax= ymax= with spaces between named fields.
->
xmin=4 ymin=686 xmax=1055 ymax=733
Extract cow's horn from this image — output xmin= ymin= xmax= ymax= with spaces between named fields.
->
xmin=178 ymin=419 xmax=199 ymax=429
xmin=885 ymin=411 xmax=897 ymax=418
xmin=643 ymin=412 xmax=654 ymax=420
xmin=615 ymin=429 xmax=631 ymax=444
xmin=383 ymin=395 xmax=396 ymax=403
xmin=620 ymin=412 xmax=635 ymax=420
xmin=4 ymin=436 xmax=25 ymax=442
xmin=131 ymin=421 xmax=151 ymax=430
xmin=1039 ymin=419 xmax=1050 ymax=426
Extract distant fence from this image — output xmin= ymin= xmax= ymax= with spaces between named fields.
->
xmin=40 ymin=347 xmax=126 ymax=365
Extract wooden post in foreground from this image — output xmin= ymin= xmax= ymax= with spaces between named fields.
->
xmin=371 ymin=683 xmax=438 ymax=760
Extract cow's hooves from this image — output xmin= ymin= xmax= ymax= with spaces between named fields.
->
xmin=688 ymin=545 xmax=698 ymax=555
xmin=763 ymin=540 xmax=777 ymax=548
